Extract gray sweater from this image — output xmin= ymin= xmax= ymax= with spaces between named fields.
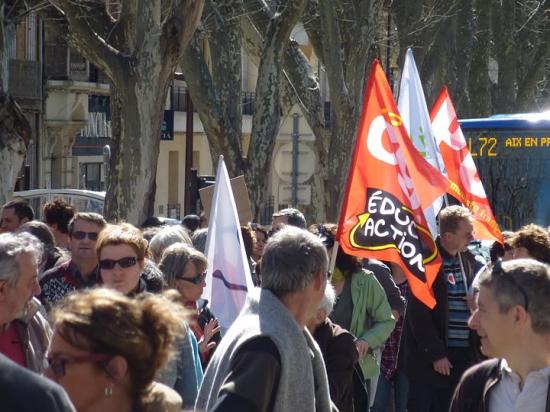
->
xmin=195 ymin=288 xmax=333 ymax=412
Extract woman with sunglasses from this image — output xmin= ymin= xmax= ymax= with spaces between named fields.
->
xmin=45 ymin=287 xmax=185 ymax=412
xmin=96 ymin=223 xmax=154 ymax=296
xmin=159 ymin=242 xmax=221 ymax=368
xmin=96 ymin=224 xmax=202 ymax=407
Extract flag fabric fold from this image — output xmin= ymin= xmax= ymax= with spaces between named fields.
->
xmin=337 ymin=60 xmax=450 ymax=309
xmin=430 ymin=87 xmax=503 ymax=243
xmin=398 ymin=48 xmax=445 ymax=237
xmin=202 ymin=156 xmax=255 ymax=331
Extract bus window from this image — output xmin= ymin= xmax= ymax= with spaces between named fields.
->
xmin=460 ymin=113 xmax=550 ymax=230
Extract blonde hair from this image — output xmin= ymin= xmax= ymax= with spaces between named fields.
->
xmin=51 ymin=288 xmax=187 ymax=405
xmin=159 ymin=242 xmax=207 ymax=288
xmin=96 ymin=223 xmax=149 ymax=261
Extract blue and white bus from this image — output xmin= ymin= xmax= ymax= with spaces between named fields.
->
xmin=460 ymin=112 xmax=550 ymax=230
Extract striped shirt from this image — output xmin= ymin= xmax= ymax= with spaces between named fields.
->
xmin=443 ymin=255 xmax=470 ymax=348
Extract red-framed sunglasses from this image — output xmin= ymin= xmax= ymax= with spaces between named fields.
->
xmin=45 ymin=353 xmax=112 ymax=378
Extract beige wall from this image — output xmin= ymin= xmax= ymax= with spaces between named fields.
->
xmin=155 ymin=104 xmax=318 ymax=218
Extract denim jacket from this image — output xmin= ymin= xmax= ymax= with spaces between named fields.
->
xmin=158 ymin=325 xmax=203 ymax=409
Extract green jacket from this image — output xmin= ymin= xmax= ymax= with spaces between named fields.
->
xmin=349 ymin=269 xmax=396 ymax=379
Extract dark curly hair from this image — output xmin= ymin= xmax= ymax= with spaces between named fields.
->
xmin=509 ymin=224 xmax=550 ymax=264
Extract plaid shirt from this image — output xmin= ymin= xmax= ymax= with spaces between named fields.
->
xmin=380 ymin=281 xmax=409 ymax=381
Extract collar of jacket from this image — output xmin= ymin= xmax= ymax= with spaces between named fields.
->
xmin=15 ymin=297 xmax=41 ymax=324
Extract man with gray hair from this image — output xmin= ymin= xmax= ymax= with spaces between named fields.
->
xmin=451 ymin=258 xmax=550 ymax=411
xmin=0 ymin=232 xmax=52 ymax=373
xmin=196 ymin=226 xmax=334 ymax=411
xmin=307 ymin=284 xmax=360 ymax=412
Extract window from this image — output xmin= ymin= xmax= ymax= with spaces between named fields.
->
xmin=80 ymin=163 xmax=102 ymax=191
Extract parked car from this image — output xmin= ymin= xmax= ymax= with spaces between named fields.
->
xmin=13 ymin=189 xmax=105 ymax=220
xmin=12 ymin=189 xmax=181 ymax=225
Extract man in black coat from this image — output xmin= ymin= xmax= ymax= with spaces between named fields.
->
xmin=0 ymin=353 xmax=75 ymax=412
xmin=398 ymin=205 xmax=483 ymax=412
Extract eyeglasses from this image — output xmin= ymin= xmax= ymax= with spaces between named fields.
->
xmin=176 ymin=271 xmax=207 ymax=285
xmin=492 ymin=259 xmax=529 ymax=311
xmin=72 ymin=231 xmax=99 ymax=241
xmin=45 ymin=354 xmax=112 ymax=378
xmin=99 ymin=256 xmax=138 ymax=270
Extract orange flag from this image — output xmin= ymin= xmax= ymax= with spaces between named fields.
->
xmin=430 ymin=87 xmax=503 ymax=244
xmin=337 ymin=61 xmax=450 ymax=309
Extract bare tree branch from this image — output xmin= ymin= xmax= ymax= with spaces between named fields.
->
xmin=54 ymin=0 xmax=126 ymax=78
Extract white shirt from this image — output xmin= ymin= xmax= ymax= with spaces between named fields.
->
xmin=489 ymin=359 xmax=550 ymax=412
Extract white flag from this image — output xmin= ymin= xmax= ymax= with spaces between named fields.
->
xmin=202 ymin=156 xmax=254 ymax=332
xmin=398 ymin=48 xmax=445 ymax=236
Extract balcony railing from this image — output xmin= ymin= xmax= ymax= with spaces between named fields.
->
xmin=8 ymin=59 xmax=41 ymax=100
xmin=170 ymin=86 xmax=256 ymax=115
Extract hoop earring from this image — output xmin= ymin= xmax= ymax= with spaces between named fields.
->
xmin=105 ymin=384 xmax=113 ymax=397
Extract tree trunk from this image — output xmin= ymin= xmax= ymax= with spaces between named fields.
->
xmin=55 ymin=0 xmax=204 ymax=224
xmin=0 ymin=3 xmax=31 ymax=204
xmin=246 ymin=0 xmax=307 ymax=219
xmin=468 ymin=0 xmax=492 ymax=117
xmin=0 ymin=93 xmax=31 ymax=204
xmin=492 ymin=0 xmax=517 ymax=112
xmin=104 ymin=70 xmax=166 ymax=224
xmin=180 ymin=0 xmax=247 ymax=179
xmin=0 ymin=0 xmax=6 ymax=92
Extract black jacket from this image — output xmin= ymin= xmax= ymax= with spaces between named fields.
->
xmin=0 ymin=354 xmax=76 ymax=412
xmin=313 ymin=319 xmax=359 ymax=412
xmin=450 ymin=358 xmax=550 ymax=412
xmin=397 ymin=239 xmax=479 ymax=387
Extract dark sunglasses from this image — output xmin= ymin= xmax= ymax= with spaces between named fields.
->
xmin=176 ymin=271 xmax=207 ymax=285
xmin=492 ymin=259 xmax=529 ymax=311
xmin=71 ymin=231 xmax=99 ymax=241
xmin=99 ymin=256 xmax=138 ymax=270
xmin=45 ymin=354 xmax=111 ymax=378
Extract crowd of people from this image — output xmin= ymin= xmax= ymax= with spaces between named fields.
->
xmin=0 ymin=197 xmax=549 ymax=412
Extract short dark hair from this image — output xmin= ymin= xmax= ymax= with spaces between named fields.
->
xmin=141 ymin=216 xmax=164 ymax=229
xmin=43 ymin=199 xmax=75 ymax=234
xmin=272 ymin=208 xmax=307 ymax=229
xmin=181 ymin=214 xmax=200 ymax=233
xmin=2 ymin=199 xmax=34 ymax=222
xmin=68 ymin=212 xmax=107 ymax=235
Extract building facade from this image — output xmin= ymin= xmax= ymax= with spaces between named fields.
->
xmin=7 ymin=15 xmax=322 ymax=223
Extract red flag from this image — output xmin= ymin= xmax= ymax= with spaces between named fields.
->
xmin=430 ymin=87 xmax=503 ymax=244
xmin=337 ymin=61 xmax=450 ymax=309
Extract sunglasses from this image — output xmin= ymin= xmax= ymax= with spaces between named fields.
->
xmin=45 ymin=353 xmax=111 ymax=378
xmin=99 ymin=256 xmax=138 ymax=270
xmin=176 ymin=271 xmax=207 ymax=285
xmin=492 ymin=259 xmax=529 ymax=311
xmin=72 ymin=231 xmax=99 ymax=241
